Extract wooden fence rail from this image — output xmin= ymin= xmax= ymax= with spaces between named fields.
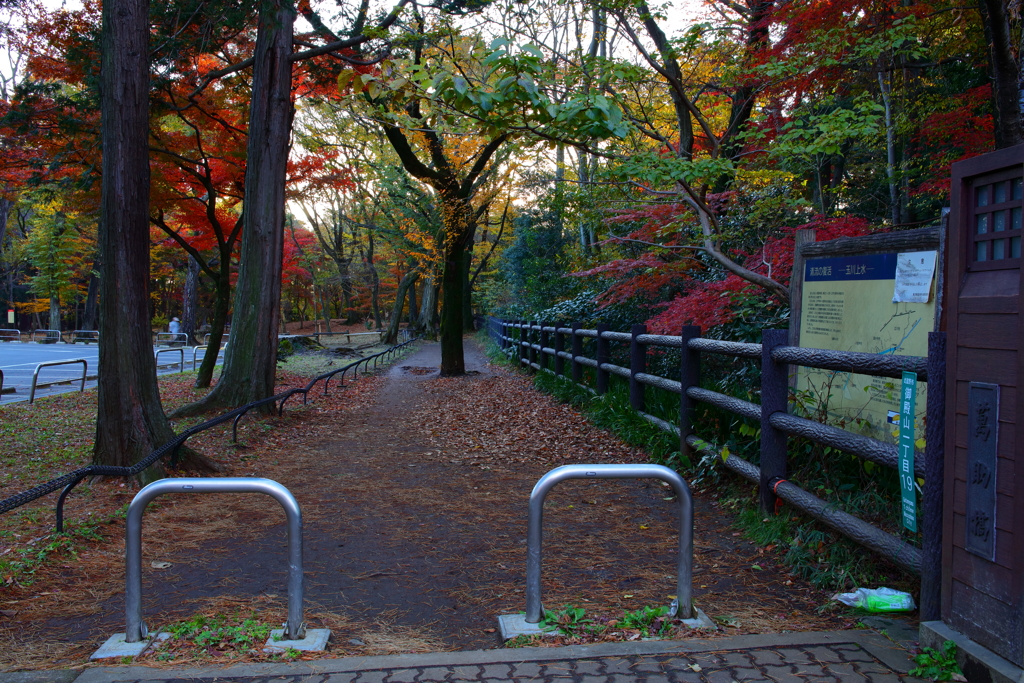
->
xmin=487 ymin=317 xmax=946 ymax=622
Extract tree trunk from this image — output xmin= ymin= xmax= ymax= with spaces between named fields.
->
xmin=407 ymin=278 xmax=418 ymax=325
xmin=49 ymin=295 xmax=60 ymax=333
xmin=194 ymin=262 xmax=230 ymax=388
xmin=384 ymin=270 xmax=417 ymax=344
xmin=462 ymin=238 xmax=474 ymax=331
xmin=94 ymin=0 xmax=213 ymax=476
xmin=174 ymin=0 xmax=294 ymax=413
xmin=978 ymin=0 xmax=1024 ymax=148
xmin=439 ymin=244 xmax=465 ymax=376
xmin=437 ymin=195 xmax=475 ymax=375
xmin=878 ymin=70 xmax=899 ymax=226
xmin=182 ymin=254 xmax=200 ymax=344
xmin=318 ymin=286 xmax=332 ymax=333
xmin=417 ymin=277 xmax=437 ymax=336
xmin=82 ymin=261 xmax=99 ymax=330
xmin=366 ymin=231 xmax=383 ymax=329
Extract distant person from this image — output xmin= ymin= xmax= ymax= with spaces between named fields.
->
xmin=167 ymin=319 xmax=182 ymax=344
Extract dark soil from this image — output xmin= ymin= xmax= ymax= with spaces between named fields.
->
xmin=1 ymin=339 xmax=854 ymax=671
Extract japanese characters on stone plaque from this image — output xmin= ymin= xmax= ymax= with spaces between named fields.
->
xmin=966 ymin=382 xmax=1000 ymax=560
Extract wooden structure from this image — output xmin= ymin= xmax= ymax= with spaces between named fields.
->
xmin=940 ymin=143 xmax=1024 ymax=668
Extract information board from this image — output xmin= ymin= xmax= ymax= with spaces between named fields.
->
xmin=797 ymin=252 xmax=936 ymax=444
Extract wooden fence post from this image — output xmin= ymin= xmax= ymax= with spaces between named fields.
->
xmin=596 ymin=324 xmax=610 ymax=395
xmin=630 ymin=324 xmax=647 ymax=411
xmin=553 ymin=323 xmax=564 ymax=376
xmin=518 ymin=320 xmax=527 ymax=368
xmin=571 ymin=323 xmax=582 ymax=384
xmin=539 ymin=322 xmax=549 ymax=372
xmin=760 ymin=329 xmax=789 ymax=514
xmin=528 ymin=321 xmax=538 ymax=373
xmin=920 ymin=330 xmax=946 ymax=622
xmin=680 ymin=325 xmax=701 ymax=464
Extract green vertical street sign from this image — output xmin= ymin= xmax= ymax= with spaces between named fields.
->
xmin=899 ymin=371 xmax=918 ymax=532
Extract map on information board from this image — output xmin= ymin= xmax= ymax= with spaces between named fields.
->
xmin=797 ymin=252 xmax=936 ymax=444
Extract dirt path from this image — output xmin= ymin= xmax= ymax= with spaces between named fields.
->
xmin=3 ymin=339 xmax=852 ymax=670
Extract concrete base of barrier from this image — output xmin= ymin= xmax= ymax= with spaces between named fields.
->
xmin=497 ymin=608 xmax=716 ymax=641
xmin=497 ymin=614 xmax=550 ymax=641
xmin=679 ymin=607 xmax=717 ymax=631
xmin=91 ymin=632 xmax=170 ymax=660
xmin=264 ymin=628 xmax=331 ymax=653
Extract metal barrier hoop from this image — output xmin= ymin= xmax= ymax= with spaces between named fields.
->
xmin=525 ymin=463 xmax=694 ymax=623
xmin=154 ymin=347 xmax=185 ymax=373
xmin=155 ymin=332 xmax=188 ymax=347
xmin=29 ymin=359 xmax=88 ymax=404
xmin=70 ymin=330 xmax=99 ymax=344
xmin=125 ymin=477 xmax=305 ymax=643
xmin=32 ymin=329 xmax=62 ymax=344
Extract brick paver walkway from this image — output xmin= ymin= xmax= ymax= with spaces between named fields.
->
xmin=31 ymin=630 xmax=923 ymax=683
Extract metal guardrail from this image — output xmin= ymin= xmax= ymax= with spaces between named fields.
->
xmin=524 ymin=464 xmax=694 ymax=623
xmin=31 ymin=329 xmax=62 ymax=343
xmin=125 ymin=478 xmax=305 ymax=642
xmin=306 ymin=330 xmax=382 ymax=344
xmin=0 ymin=329 xmax=21 ymax=342
xmin=154 ymin=347 xmax=185 ymax=373
xmin=1 ymin=336 xmax=421 ymax=532
xmin=155 ymin=332 xmax=188 ymax=347
xmin=70 ymin=330 xmax=99 ymax=344
xmin=29 ymin=359 xmax=87 ymax=404
xmin=203 ymin=333 xmax=229 ymax=345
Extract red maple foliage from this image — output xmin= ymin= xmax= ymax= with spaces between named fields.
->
xmin=577 ymin=208 xmax=875 ymax=334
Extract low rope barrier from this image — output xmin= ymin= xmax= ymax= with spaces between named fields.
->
xmin=0 ymin=336 xmax=420 ymax=531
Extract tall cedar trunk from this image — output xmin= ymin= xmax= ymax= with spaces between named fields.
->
xmin=93 ymin=0 xmax=175 ymax=473
xmin=177 ymin=0 xmax=294 ymax=412
xmin=82 ymin=261 xmax=99 ymax=330
xmin=181 ymin=254 xmax=200 ymax=343
xmin=978 ymin=0 xmax=1024 ymax=148
xmin=385 ymin=271 xmax=417 ymax=344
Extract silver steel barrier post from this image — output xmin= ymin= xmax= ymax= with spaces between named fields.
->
xmin=29 ymin=358 xmax=88 ymax=404
xmin=154 ymin=347 xmax=185 ymax=373
xmin=124 ymin=477 xmax=305 ymax=643
xmin=524 ymin=464 xmax=694 ymax=623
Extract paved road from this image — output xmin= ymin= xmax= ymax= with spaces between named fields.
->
xmin=0 ymin=630 xmax=923 ymax=682
xmin=0 ymin=343 xmax=222 ymax=405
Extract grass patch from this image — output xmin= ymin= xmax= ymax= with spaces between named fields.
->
xmin=0 ymin=517 xmax=105 ymax=585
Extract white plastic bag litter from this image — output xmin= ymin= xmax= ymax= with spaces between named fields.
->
xmin=833 ymin=587 xmax=916 ymax=612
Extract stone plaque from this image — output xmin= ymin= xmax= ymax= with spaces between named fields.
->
xmin=966 ymin=382 xmax=1000 ymax=561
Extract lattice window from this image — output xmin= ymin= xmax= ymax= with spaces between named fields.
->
xmin=969 ymin=170 xmax=1023 ymax=270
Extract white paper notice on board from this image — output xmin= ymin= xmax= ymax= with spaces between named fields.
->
xmin=893 ymin=251 xmax=937 ymax=303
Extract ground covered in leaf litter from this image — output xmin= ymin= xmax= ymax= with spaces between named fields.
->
xmin=0 ymin=339 xmax=856 ymax=672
